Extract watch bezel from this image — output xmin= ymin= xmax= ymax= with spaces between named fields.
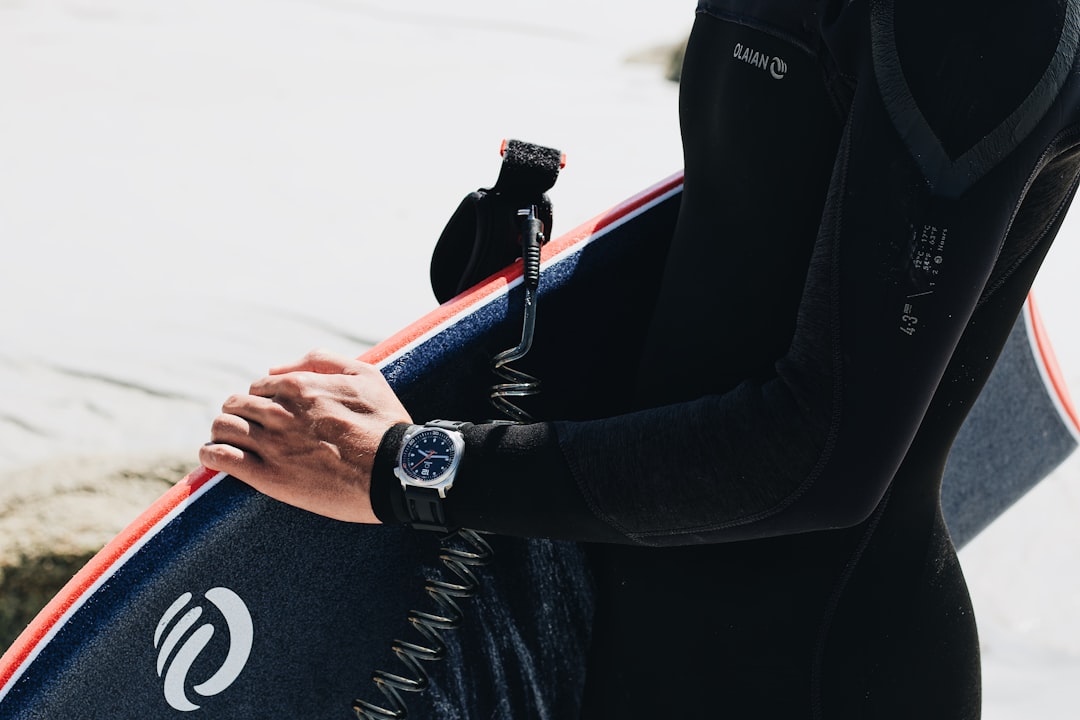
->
xmin=394 ymin=424 xmax=466 ymax=498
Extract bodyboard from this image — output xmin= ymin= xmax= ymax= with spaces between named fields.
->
xmin=1 ymin=173 xmax=1076 ymax=718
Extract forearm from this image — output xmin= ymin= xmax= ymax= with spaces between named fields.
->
xmin=371 ymin=420 xmax=628 ymax=543
xmin=374 ymin=0 xmax=1080 ymax=547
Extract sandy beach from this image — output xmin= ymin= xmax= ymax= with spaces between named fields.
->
xmin=1 ymin=1 xmax=1078 ymax=716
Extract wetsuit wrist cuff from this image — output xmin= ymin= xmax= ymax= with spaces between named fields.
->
xmin=371 ymin=422 xmax=411 ymax=524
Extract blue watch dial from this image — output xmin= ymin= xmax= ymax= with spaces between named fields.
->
xmin=400 ymin=429 xmax=458 ymax=484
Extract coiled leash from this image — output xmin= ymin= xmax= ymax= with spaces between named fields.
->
xmin=353 ymin=140 xmax=564 ymax=720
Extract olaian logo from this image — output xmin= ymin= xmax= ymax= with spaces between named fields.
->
xmin=733 ymin=42 xmax=788 ymax=80
xmin=154 ymin=588 xmax=253 ymax=712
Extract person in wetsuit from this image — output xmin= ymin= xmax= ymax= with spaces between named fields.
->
xmin=201 ymin=1 xmax=1080 ymax=716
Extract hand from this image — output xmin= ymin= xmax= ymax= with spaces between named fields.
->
xmin=199 ymin=349 xmax=412 ymax=523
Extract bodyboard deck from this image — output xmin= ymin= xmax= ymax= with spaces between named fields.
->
xmin=1 ymin=173 xmax=1076 ymax=718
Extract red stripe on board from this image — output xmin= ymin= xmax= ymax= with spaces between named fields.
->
xmin=0 ymin=466 xmax=221 ymax=691
xmin=1 ymin=170 xmax=686 ymax=691
xmin=362 ymin=171 xmax=685 ymax=366
xmin=1027 ymin=292 xmax=1080 ymax=434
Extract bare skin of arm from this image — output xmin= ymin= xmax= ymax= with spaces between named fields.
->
xmin=199 ymin=349 xmax=411 ymax=524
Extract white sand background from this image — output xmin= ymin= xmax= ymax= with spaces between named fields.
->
xmin=1 ymin=1 xmax=1077 ymax=715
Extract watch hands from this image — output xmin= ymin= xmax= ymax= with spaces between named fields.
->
xmin=409 ymin=451 xmax=436 ymax=471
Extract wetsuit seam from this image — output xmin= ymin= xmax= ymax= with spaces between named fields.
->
xmin=871 ymin=0 xmax=1080 ymax=197
xmin=820 ymin=57 xmax=857 ymax=122
xmin=627 ymin=121 xmax=853 ymax=542
xmin=695 ymin=6 xmax=819 ymax=59
xmin=554 ymin=425 xmax=648 ymax=546
xmin=976 ymin=176 xmax=1080 ymax=309
xmin=975 ymin=129 xmax=1080 ymax=309
xmin=698 ymin=3 xmax=853 ymax=143
xmin=809 ymin=486 xmax=893 ymax=720
xmin=628 ymin=34 xmax=1080 ymax=543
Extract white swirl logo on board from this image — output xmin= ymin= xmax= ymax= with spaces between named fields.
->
xmin=154 ymin=587 xmax=253 ymax=712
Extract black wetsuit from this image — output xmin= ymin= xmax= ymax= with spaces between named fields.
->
xmin=373 ymin=1 xmax=1080 ymax=716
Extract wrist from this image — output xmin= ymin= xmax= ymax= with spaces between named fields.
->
xmin=370 ymin=422 xmax=411 ymax=524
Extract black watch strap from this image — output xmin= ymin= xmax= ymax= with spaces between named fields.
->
xmin=403 ymin=486 xmax=453 ymax=532
xmin=401 ymin=420 xmax=468 ymax=533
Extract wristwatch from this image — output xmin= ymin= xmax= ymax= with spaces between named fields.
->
xmin=394 ymin=420 xmax=468 ymax=532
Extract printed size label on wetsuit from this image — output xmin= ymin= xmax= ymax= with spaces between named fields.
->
xmin=900 ymin=223 xmax=950 ymax=336
xmin=913 ymin=224 xmax=948 ymax=278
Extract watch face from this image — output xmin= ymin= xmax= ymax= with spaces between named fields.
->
xmin=400 ymin=429 xmax=459 ymax=484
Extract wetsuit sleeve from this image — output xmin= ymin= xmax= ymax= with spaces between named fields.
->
xmin=373 ymin=1 xmax=1080 ymax=546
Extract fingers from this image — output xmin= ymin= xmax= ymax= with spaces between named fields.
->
xmin=210 ymin=407 xmax=262 ymax=445
xmin=222 ymin=392 xmax=291 ymax=425
xmin=205 ymin=393 xmax=282 ymax=463
xmin=268 ymin=348 xmax=369 ymax=376
xmin=247 ymin=372 xmax=325 ymax=408
xmin=199 ymin=439 xmax=264 ymax=478
xmin=203 ymin=400 xmax=272 ymax=480
xmin=201 ymin=349 xmax=396 ymax=524
xmin=248 ymin=362 xmax=388 ymax=420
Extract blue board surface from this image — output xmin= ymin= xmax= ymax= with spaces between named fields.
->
xmin=1 ymin=174 xmax=1075 ymax=718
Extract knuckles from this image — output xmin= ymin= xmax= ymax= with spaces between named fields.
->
xmin=210 ymin=411 xmax=241 ymax=434
xmin=271 ymin=373 xmax=307 ymax=398
xmin=305 ymin=348 xmax=336 ymax=364
xmin=200 ymin=441 xmax=238 ymax=468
